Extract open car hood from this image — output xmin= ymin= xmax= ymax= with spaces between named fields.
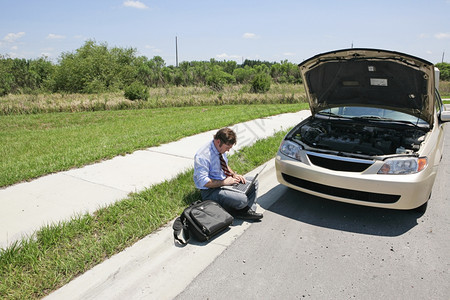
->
xmin=299 ymin=48 xmax=436 ymax=125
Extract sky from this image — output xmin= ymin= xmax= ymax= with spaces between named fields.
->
xmin=1 ymin=0 xmax=449 ymax=66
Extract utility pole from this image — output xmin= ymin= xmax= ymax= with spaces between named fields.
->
xmin=175 ymin=36 xmax=179 ymax=67
xmin=442 ymin=51 xmax=445 ymax=63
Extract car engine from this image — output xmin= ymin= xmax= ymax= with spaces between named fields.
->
xmin=292 ymin=118 xmax=427 ymax=156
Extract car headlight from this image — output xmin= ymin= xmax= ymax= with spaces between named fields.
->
xmin=377 ymin=157 xmax=428 ymax=174
xmin=279 ymin=140 xmax=303 ymax=161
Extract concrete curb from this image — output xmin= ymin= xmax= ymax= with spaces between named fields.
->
xmin=44 ymin=159 xmax=285 ymax=300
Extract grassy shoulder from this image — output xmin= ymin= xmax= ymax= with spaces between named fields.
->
xmin=0 ymin=103 xmax=307 ymax=187
xmin=0 ymin=129 xmax=289 ymax=299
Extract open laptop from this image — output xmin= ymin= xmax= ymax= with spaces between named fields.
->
xmin=222 ymin=164 xmax=266 ymax=195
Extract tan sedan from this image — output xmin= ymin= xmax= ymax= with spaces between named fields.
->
xmin=276 ymin=48 xmax=450 ymax=213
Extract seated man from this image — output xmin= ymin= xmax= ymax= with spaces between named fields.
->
xmin=193 ymin=127 xmax=263 ymax=221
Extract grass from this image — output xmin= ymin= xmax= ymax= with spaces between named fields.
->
xmin=0 ymin=129 xmax=289 ymax=299
xmin=0 ymin=84 xmax=306 ymax=115
xmin=0 ymin=103 xmax=308 ymax=187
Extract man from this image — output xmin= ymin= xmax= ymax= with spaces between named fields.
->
xmin=193 ymin=127 xmax=263 ymax=221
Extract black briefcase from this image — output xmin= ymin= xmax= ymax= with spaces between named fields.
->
xmin=173 ymin=200 xmax=234 ymax=245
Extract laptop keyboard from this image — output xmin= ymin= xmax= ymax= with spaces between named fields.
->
xmin=233 ymin=181 xmax=251 ymax=192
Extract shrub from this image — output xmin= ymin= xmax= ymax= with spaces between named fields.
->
xmin=250 ymin=73 xmax=271 ymax=93
xmin=124 ymin=82 xmax=149 ymax=101
xmin=233 ymin=66 xmax=256 ymax=84
xmin=206 ymin=65 xmax=235 ymax=91
xmin=436 ymin=62 xmax=450 ymax=81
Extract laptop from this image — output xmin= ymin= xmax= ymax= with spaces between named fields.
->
xmin=222 ymin=164 xmax=266 ymax=195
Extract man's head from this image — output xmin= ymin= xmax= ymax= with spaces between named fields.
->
xmin=214 ymin=127 xmax=236 ymax=153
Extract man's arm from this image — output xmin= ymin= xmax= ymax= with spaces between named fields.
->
xmin=194 ymin=154 xmax=239 ymax=189
xmin=227 ymin=166 xmax=246 ymax=184
xmin=204 ymin=176 xmax=239 ymax=188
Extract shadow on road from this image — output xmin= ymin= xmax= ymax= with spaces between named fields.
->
xmin=259 ymin=185 xmax=421 ymax=237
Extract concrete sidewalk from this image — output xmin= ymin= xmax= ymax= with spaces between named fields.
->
xmin=44 ymin=158 xmax=287 ymax=300
xmin=0 ymin=110 xmax=310 ymax=249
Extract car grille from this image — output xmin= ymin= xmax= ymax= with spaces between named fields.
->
xmin=307 ymin=152 xmax=373 ymax=172
xmin=282 ymin=173 xmax=400 ymax=204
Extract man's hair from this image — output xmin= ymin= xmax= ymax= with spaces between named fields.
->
xmin=214 ymin=127 xmax=237 ymax=145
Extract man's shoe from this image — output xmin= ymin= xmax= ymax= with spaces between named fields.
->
xmin=235 ymin=209 xmax=263 ymax=221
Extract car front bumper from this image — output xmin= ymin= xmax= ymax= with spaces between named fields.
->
xmin=275 ymin=151 xmax=437 ymax=210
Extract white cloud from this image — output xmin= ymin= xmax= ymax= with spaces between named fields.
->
xmin=283 ymin=52 xmax=296 ymax=56
xmin=46 ymin=34 xmax=66 ymax=39
xmin=3 ymin=32 xmax=25 ymax=43
xmin=216 ymin=53 xmax=241 ymax=60
xmin=243 ymin=32 xmax=258 ymax=39
xmin=145 ymin=45 xmax=161 ymax=53
xmin=40 ymin=52 xmax=52 ymax=58
xmin=434 ymin=32 xmax=450 ymax=39
xmin=123 ymin=1 xmax=148 ymax=9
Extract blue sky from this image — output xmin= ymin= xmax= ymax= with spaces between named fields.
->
xmin=1 ymin=0 xmax=449 ymax=65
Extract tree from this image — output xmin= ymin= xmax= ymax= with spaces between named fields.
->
xmin=0 ymin=56 xmax=54 ymax=95
xmin=206 ymin=65 xmax=235 ymax=91
xmin=53 ymin=40 xmax=139 ymax=93
xmin=137 ymin=56 xmax=167 ymax=87
xmin=0 ymin=56 xmax=14 ymax=95
xmin=250 ymin=65 xmax=271 ymax=93
xmin=436 ymin=62 xmax=450 ymax=81
xmin=271 ymin=60 xmax=302 ymax=84
xmin=233 ymin=66 xmax=256 ymax=84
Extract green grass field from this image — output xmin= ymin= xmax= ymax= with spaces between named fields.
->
xmin=0 ymin=103 xmax=307 ymax=187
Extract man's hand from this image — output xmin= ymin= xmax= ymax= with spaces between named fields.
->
xmin=233 ymin=174 xmax=246 ymax=184
xmin=223 ymin=176 xmax=240 ymax=186
xmin=204 ymin=174 xmax=245 ymax=188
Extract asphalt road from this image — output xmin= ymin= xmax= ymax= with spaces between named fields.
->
xmin=176 ymin=124 xmax=450 ymax=300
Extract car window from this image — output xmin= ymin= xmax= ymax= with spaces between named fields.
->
xmin=323 ymin=106 xmax=428 ymax=125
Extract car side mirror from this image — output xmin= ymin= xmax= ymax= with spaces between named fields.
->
xmin=439 ymin=110 xmax=450 ymax=122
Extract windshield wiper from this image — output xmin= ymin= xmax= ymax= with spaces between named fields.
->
xmin=352 ymin=116 xmax=425 ymax=128
xmin=350 ymin=115 xmax=390 ymax=121
xmin=388 ymin=119 xmax=426 ymax=128
xmin=317 ymin=111 xmax=351 ymax=119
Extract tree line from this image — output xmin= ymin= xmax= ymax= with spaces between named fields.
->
xmin=0 ymin=40 xmax=303 ymax=97
xmin=436 ymin=62 xmax=450 ymax=82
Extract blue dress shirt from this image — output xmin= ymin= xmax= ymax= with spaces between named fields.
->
xmin=193 ymin=140 xmax=228 ymax=189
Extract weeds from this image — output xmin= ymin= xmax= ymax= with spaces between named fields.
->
xmin=0 ymin=84 xmax=306 ymax=115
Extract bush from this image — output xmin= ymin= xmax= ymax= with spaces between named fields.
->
xmin=233 ymin=66 xmax=256 ymax=84
xmin=124 ymin=82 xmax=149 ymax=101
xmin=250 ymin=73 xmax=271 ymax=93
xmin=436 ymin=63 xmax=450 ymax=81
xmin=206 ymin=66 xmax=235 ymax=91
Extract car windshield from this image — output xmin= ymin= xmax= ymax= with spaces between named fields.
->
xmin=318 ymin=106 xmax=429 ymax=126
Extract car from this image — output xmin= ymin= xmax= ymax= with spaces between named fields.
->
xmin=275 ymin=48 xmax=450 ymax=213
